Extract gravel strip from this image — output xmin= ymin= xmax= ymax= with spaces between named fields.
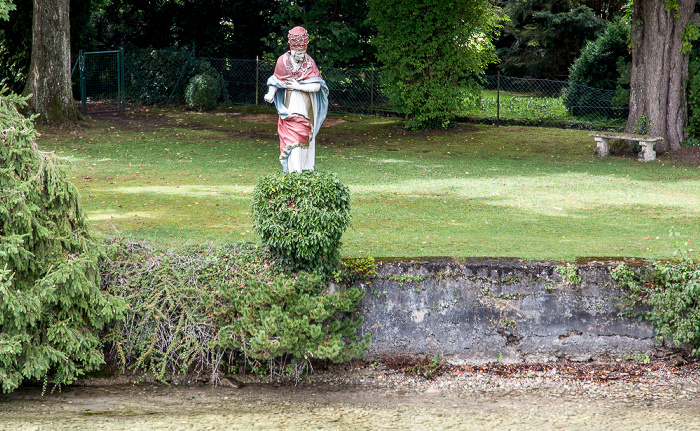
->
xmin=1 ymin=360 xmax=698 ymax=430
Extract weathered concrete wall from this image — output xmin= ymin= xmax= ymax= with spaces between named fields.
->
xmin=358 ymin=257 xmax=658 ymax=364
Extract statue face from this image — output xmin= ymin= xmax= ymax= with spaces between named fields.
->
xmin=291 ymin=50 xmax=306 ymax=64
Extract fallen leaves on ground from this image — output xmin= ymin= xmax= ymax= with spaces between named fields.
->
xmin=384 ymin=354 xmax=699 ymax=383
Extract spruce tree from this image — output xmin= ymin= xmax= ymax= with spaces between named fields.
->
xmin=0 ymin=91 xmax=125 ymax=393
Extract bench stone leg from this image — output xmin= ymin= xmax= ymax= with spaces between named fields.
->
xmin=637 ymin=141 xmax=656 ymax=162
xmin=594 ymin=137 xmax=609 ymax=157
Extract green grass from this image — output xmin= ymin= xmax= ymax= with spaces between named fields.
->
xmin=36 ymin=106 xmax=700 ymax=261
xmin=462 ymin=90 xmax=626 ymax=129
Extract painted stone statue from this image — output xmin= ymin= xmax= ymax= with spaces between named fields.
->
xmin=264 ymin=26 xmax=329 ymax=173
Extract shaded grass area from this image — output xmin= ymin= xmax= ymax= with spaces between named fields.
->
xmin=461 ymin=89 xmax=626 ymax=130
xmin=36 ymin=106 xmax=700 ymax=261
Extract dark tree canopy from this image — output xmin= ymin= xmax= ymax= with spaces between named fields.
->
xmin=90 ymin=0 xmax=375 ymax=66
xmin=0 ymin=0 xmax=94 ymax=94
xmin=262 ymin=0 xmax=376 ymax=67
xmin=90 ymin=0 xmax=275 ymax=58
xmin=492 ymin=0 xmax=610 ymax=79
xmin=0 ymin=0 xmax=30 ymax=93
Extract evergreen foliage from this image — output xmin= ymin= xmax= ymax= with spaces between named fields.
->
xmin=493 ymin=0 xmax=607 ymax=79
xmin=100 ymin=239 xmax=369 ymax=384
xmin=0 ymin=92 xmax=125 ymax=393
xmin=368 ymin=0 xmax=499 ymax=130
xmin=252 ymin=171 xmax=351 ymax=275
xmin=563 ymin=18 xmax=631 ymax=117
xmin=686 ymin=38 xmax=700 ymax=144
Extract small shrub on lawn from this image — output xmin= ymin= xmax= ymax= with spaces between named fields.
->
xmin=185 ymin=64 xmax=225 ymax=111
xmin=252 ymin=171 xmax=351 ymax=275
xmin=100 ymin=239 xmax=369 ymax=384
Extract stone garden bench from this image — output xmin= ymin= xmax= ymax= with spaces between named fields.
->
xmin=588 ymin=132 xmax=663 ymax=162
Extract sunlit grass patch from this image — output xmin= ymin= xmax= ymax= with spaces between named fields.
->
xmin=36 ymin=108 xmax=700 ymax=261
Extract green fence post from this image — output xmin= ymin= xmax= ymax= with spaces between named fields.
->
xmin=496 ymin=71 xmax=500 ymax=127
xmin=79 ymin=50 xmax=86 ymax=114
xmin=370 ymin=64 xmax=375 ymax=116
xmin=119 ymin=48 xmax=125 ymax=113
xmin=166 ymin=45 xmax=196 ymax=106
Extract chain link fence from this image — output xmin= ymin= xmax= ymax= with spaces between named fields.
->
xmin=461 ymin=74 xmax=627 ymax=129
xmin=73 ymin=48 xmax=627 ymax=129
xmin=198 ymin=57 xmax=391 ymax=115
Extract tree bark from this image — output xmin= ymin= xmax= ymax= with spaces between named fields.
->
xmin=22 ymin=0 xmax=81 ymax=124
xmin=626 ymin=0 xmax=698 ymax=152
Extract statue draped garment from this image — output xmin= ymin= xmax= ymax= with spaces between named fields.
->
xmin=267 ymin=52 xmax=329 ymax=172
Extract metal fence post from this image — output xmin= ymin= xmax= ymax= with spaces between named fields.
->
xmin=166 ymin=45 xmax=196 ymax=106
xmin=119 ymin=48 xmax=125 ymax=113
xmin=370 ymin=64 xmax=375 ymax=116
xmin=79 ymin=50 xmax=86 ymax=114
xmin=496 ymin=71 xmax=500 ymax=127
xmin=255 ymin=56 xmax=259 ymax=106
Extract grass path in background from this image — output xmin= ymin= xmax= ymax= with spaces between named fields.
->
xmin=37 ymin=107 xmax=700 ymax=261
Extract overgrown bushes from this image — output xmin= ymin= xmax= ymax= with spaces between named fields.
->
xmin=368 ymin=0 xmax=499 ymax=129
xmin=613 ymin=230 xmax=700 ymax=355
xmin=252 ymin=171 xmax=351 ymax=275
xmin=0 ymin=92 xmax=126 ymax=393
xmin=100 ymin=170 xmax=363 ymax=384
xmin=100 ymin=239 xmax=369 ymax=383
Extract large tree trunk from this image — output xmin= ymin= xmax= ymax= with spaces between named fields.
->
xmin=626 ymin=0 xmax=698 ymax=152
xmin=22 ymin=0 xmax=80 ymax=124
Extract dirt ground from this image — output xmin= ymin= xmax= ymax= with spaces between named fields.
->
xmin=2 ymin=361 xmax=699 ymax=431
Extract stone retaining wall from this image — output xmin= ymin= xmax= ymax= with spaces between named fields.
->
xmin=358 ymin=257 xmax=658 ymax=364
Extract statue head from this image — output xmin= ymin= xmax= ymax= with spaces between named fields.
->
xmin=288 ymin=26 xmax=309 ymax=52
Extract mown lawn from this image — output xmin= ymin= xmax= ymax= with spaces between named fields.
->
xmin=36 ymin=106 xmax=700 ymax=261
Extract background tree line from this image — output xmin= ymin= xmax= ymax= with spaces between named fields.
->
xmin=0 ymin=0 xmax=646 ymax=92
xmin=0 ymin=0 xmax=698 ymax=141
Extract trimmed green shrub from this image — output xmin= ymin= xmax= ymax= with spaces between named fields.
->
xmin=185 ymin=71 xmax=221 ymax=111
xmin=252 ymin=171 xmax=351 ymax=275
xmin=100 ymin=239 xmax=369 ymax=383
xmin=0 ymin=92 xmax=126 ymax=393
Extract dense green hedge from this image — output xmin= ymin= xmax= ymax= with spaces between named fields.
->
xmin=185 ymin=62 xmax=226 ymax=111
xmin=252 ymin=171 xmax=351 ymax=275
